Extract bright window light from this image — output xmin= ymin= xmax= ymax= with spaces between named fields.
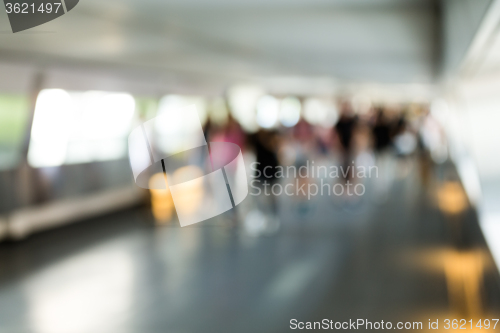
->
xmin=65 ymin=92 xmax=135 ymax=164
xmin=158 ymin=95 xmax=207 ymax=125
xmin=28 ymin=89 xmax=136 ymax=167
xmin=154 ymin=95 xmax=207 ymax=156
xmin=227 ymin=85 xmax=263 ymax=133
xmin=256 ymin=95 xmax=279 ymax=129
xmin=303 ymin=98 xmax=338 ymax=128
xmin=279 ymin=97 xmax=301 ymax=127
xmin=28 ymin=89 xmax=74 ymax=167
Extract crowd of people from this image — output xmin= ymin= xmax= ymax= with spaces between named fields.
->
xmin=204 ymin=99 xmax=431 ymax=185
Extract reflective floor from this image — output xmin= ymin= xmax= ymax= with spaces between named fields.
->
xmin=0 ymin=157 xmax=499 ymax=333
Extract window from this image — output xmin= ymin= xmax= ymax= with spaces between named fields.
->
xmin=28 ymin=89 xmax=136 ymax=167
xmin=153 ymin=95 xmax=207 ymax=156
xmin=0 ymin=94 xmax=29 ymax=170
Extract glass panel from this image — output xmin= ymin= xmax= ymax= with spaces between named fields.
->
xmin=0 ymin=94 xmax=29 ymax=170
xmin=28 ymin=89 xmax=136 ymax=167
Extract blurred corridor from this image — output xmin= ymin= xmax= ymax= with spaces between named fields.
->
xmin=2 ymin=0 xmax=500 ymax=332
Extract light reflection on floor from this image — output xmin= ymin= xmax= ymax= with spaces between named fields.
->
xmin=0 ymin=156 xmax=499 ymax=333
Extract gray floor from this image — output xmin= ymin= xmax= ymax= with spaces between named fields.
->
xmin=0 ymin=157 xmax=499 ymax=333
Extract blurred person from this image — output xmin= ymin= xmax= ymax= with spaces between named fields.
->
xmin=291 ymin=118 xmax=320 ymax=213
xmin=419 ymin=108 xmax=448 ymax=164
xmin=334 ymin=100 xmax=358 ymax=182
xmin=372 ymin=108 xmax=392 ymax=152
xmin=204 ymin=114 xmax=247 ymax=227
xmin=370 ymin=107 xmax=398 ymax=203
xmin=393 ymin=113 xmax=418 ymax=157
xmin=208 ymin=114 xmax=247 ymax=171
xmin=247 ymin=129 xmax=281 ymax=223
xmin=392 ymin=112 xmax=418 ymax=179
xmin=417 ymin=107 xmax=447 ymax=186
xmin=210 ymin=114 xmax=246 ymax=150
xmin=251 ymin=130 xmax=280 ymax=184
xmin=335 ymin=101 xmax=357 ymax=153
xmin=336 ymin=120 xmax=375 ymax=206
xmin=352 ymin=122 xmax=373 ymax=156
xmin=314 ymin=126 xmax=334 ymax=156
xmin=292 ymin=117 xmax=314 ymax=170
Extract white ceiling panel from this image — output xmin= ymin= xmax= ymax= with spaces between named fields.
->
xmin=0 ymin=0 xmax=438 ymax=93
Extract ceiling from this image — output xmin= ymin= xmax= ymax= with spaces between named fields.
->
xmin=459 ymin=0 xmax=500 ymax=79
xmin=0 ymin=0 xmax=440 ymax=94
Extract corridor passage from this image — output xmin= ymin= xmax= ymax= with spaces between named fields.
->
xmin=0 ymin=157 xmax=498 ymax=333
